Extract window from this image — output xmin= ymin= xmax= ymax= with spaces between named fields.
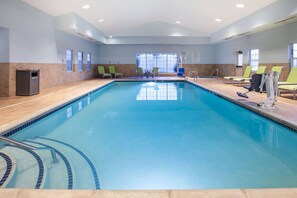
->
xmin=136 ymin=82 xmax=178 ymax=101
xmin=136 ymin=53 xmax=178 ymax=72
xmin=78 ymin=51 xmax=83 ymax=71
xmin=290 ymin=43 xmax=297 ymax=68
xmin=87 ymin=53 xmax=91 ymax=70
xmin=237 ymin=51 xmax=243 ymax=67
xmin=66 ymin=49 xmax=73 ymax=71
xmin=249 ymin=49 xmax=259 ymax=71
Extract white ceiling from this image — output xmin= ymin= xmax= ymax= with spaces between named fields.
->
xmin=23 ymin=0 xmax=277 ymax=37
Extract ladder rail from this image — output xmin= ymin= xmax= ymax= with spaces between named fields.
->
xmin=186 ymin=71 xmax=199 ymax=81
xmin=0 ymin=136 xmax=58 ymax=163
xmin=209 ymin=68 xmax=219 ymax=78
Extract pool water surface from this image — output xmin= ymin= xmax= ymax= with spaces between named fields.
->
xmin=9 ymin=82 xmax=297 ymax=190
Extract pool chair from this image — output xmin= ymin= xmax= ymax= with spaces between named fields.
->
xmin=271 ymin=66 xmax=283 ymax=76
xmin=223 ymin=66 xmax=251 ymax=83
xmin=279 ymin=84 xmax=297 ymax=99
xmin=109 ymin=65 xmax=123 ymax=78
xmin=232 ymin=66 xmax=267 ymax=83
xmin=278 ymin=67 xmax=297 ymax=85
xmin=177 ymin=68 xmax=185 ymax=77
xmin=98 ymin=66 xmax=112 ymax=78
xmin=152 ymin=67 xmax=159 ymax=78
xmin=136 ymin=67 xmax=143 ymax=78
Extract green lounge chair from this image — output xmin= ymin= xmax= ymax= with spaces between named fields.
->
xmin=233 ymin=66 xmax=267 ymax=82
xmin=98 ymin=66 xmax=112 ymax=78
xmin=136 ymin=67 xmax=143 ymax=78
xmin=152 ymin=67 xmax=159 ymax=78
xmin=223 ymin=66 xmax=251 ymax=83
xmin=279 ymin=84 xmax=297 ymax=99
xmin=109 ymin=65 xmax=123 ymax=78
xmin=278 ymin=67 xmax=297 ymax=85
xmin=270 ymin=66 xmax=283 ymax=81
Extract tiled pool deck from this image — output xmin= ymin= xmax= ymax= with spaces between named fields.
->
xmin=0 ymin=77 xmax=297 ymax=197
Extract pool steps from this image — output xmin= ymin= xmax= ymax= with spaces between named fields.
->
xmin=1 ymin=145 xmax=46 ymax=188
xmin=0 ymin=152 xmax=16 ymax=188
xmin=0 ymin=137 xmax=100 ymax=189
xmin=24 ymin=140 xmax=71 ymax=189
xmin=36 ymin=137 xmax=100 ymax=189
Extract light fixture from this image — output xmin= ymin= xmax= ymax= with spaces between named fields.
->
xmin=236 ymin=4 xmax=245 ymax=8
xmin=82 ymin=4 xmax=90 ymax=9
xmin=98 ymin=19 xmax=104 ymax=23
xmin=109 ymin=36 xmax=113 ymax=38
xmin=176 ymin=21 xmax=181 ymax=24
xmin=215 ymin=18 xmax=222 ymax=22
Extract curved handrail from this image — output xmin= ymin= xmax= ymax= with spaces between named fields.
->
xmin=186 ymin=71 xmax=199 ymax=81
xmin=0 ymin=136 xmax=58 ymax=163
xmin=210 ymin=68 xmax=219 ymax=78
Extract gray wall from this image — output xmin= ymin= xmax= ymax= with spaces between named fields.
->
xmin=215 ymin=21 xmax=297 ymax=64
xmin=0 ymin=28 xmax=9 ymax=62
xmin=0 ymin=0 xmax=99 ymax=64
xmin=98 ymin=44 xmax=215 ymax=64
xmin=1 ymin=0 xmax=296 ymax=67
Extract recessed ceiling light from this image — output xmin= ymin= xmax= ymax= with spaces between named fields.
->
xmin=82 ymin=4 xmax=90 ymax=9
xmin=215 ymin=18 xmax=222 ymax=22
xmin=236 ymin=4 xmax=245 ymax=8
xmin=176 ymin=21 xmax=181 ymax=24
xmin=98 ymin=19 xmax=104 ymax=23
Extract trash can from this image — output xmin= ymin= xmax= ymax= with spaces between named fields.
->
xmin=16 ymin=69 xmax=40 ymax=96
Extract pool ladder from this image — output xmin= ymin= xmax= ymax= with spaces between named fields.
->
xmin=0 ymin=136 xmax=58 ymax=163
xmin=186 ymin=71 xmax=199 ymax=82
xmin=210 ymin=68 xmax=219 ymax=79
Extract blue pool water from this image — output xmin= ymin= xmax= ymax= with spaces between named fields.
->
xmin=8 ymin=82 xmax=297 ymax=189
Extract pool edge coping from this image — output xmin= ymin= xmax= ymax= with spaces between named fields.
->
xmin=0 ymin=79 xmax=297 ymax=196
xmin=186 ymin=79 xmax=297 ymax=132
xmin=1 ymin=78 xmax=297 ymax=136
xmin=1 ymin=188 xmax=297 ymax=197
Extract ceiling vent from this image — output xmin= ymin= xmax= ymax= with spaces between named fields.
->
xmin=225 ymin=36 xmax=235 ymax=40
xmin=86 ymin=37 xmax=94 ymax=41
xmin=76 ymin=32 xmax=85 ymax=37
xmin=274 ymin=16 xmax=296 ymax=24
xmin=237 ymin=31 xmax=251 ymax=37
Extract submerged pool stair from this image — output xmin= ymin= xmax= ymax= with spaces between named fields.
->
xmin=0 ymin=136 xmax=100 ymax=189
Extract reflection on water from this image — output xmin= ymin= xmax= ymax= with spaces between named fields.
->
xmin=136 ymin=82 xmax=183 ymax=101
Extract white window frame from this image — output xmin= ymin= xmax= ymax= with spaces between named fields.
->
xmin=66 ymin=49 xmax=73 ymax=72
xmin=290 ymin=43 xmax=297 ymax=68
xmin=236 ymin=51 xmax=243 ymax=67
xmin=78 ymin=51 xmax=83 ymax=71
xmin=249 ymin=49 xmax=259 ymax=71
xmin=87 ymin=53 xmax=91 ymax=71
xmin=136 ymin=53 xmax=178 ymax=73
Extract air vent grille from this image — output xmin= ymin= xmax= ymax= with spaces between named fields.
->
xmin=274 ymin=16 xmax=296 ymax=24
xmin=76 ymin=32 xmax=85 ymax=37
xmin=238 ymin=32 xmax=251 ymax=37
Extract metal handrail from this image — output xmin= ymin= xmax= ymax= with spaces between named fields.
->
xmin=209 ymin=68 xmax=219 ymax=79
xmin=186 ymin=71 xmax=199 ymax=82
xmin=0 ymin=136 xmax=58 ymax=163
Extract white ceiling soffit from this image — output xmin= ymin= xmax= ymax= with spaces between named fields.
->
xmin=211 ymin=0 xmax=297 ymax=43
xmin=23 ymin=0 xmax=297 ymax=44
xmin=54 ymin=14 xmax=106 ymax=44
xmin=106 ymin=36 xmax=210 ymax=45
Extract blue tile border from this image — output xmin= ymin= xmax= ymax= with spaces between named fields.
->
xmin=3 ymin=79 xmax=296 ymax=135
xmin=25 ymin=140 xmax=73 ymax=189
xmin=37 ymin=136 xmax=100 ymax=190
xmin=8 ymin=145 xmax=44 ymax=189
xmin=186 ymin=80 xmax=297 ymax=133
xmin=2 ymin=82 xmax=114 ymax=138
xmin=0 ymin=152 xmax=13 ymax=187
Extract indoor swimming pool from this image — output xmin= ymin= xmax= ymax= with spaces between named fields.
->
xmin=1 ymin=81 xmax=297 ymax=190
